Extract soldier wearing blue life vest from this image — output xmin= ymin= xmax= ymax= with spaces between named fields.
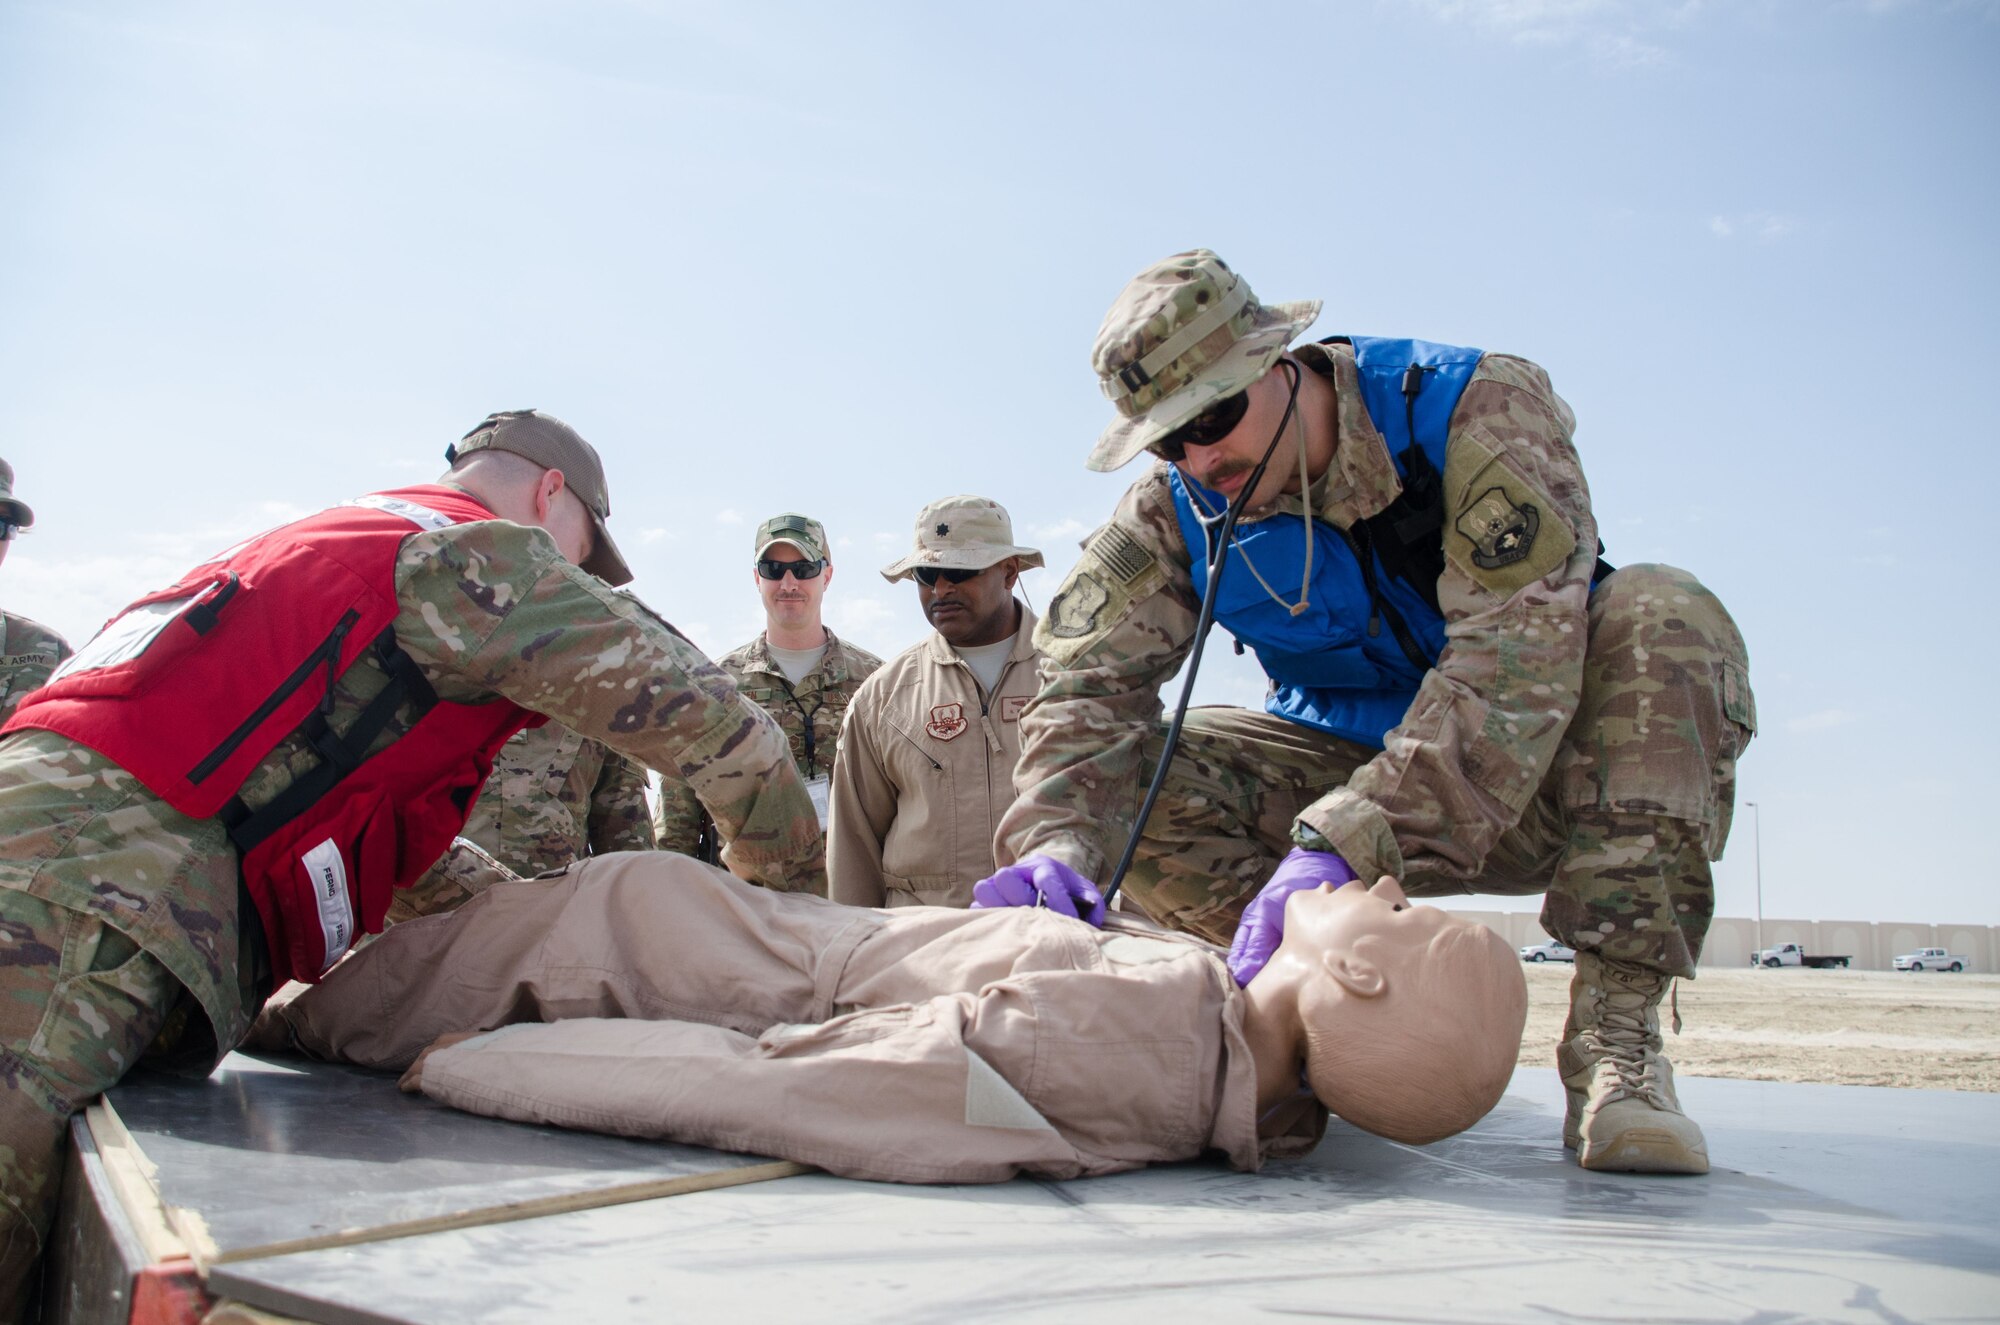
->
xmin=979 ymin=249 xmax=1756 ymax=1176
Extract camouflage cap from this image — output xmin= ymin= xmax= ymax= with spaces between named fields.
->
xmin=0 ymin=457 xmax=32 ymax=526
xmin=754 ymin=512 xmax=829 ymax=563
xmin=450 ymin=409 xmax=632 ymax=587
xmin=880 ymin=495 xmax=1045 ymax=583
xmin=1087 ymin=249 xmax=1321 ymax=473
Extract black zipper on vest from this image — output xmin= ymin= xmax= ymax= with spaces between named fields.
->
xmin=1339 ymin=522 xmax=1432 ymax=675
xmin=189 ymin=609 xmax=360 ymax=786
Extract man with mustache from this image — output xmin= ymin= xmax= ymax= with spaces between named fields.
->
xmin=653 ymin=512 xmax=883 ymax=858
xmin=827 ymin=496 xmax=1045 ymax=908
xmin=979 ymin=251 xmax=1755 ymax=1178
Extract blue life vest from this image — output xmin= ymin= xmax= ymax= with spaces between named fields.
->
xmin=1169 ymin=337 xmax=1483 ymax=749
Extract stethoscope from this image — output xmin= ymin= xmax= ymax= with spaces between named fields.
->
xmin=1100 ymin=359 xmax=1304 ymax=906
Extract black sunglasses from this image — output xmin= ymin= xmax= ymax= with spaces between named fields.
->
xmin=1147 ymin=389 xmax=1251 ymax=462
xmin=757 ymin=558 xmax=825 ymax=580
xmin=0 ymin=520 xmax=16 ymax=542
xmin=914 ymin=566 xmax=984 ymax=587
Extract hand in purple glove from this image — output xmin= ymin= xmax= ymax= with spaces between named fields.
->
xmin=1227 ymin=848 xmax=1359 ymax=987
xmin=970 ymin=854 xmax=1108 ymax=927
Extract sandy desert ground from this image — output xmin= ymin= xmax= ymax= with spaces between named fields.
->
xmin=1518 ymin=965 xmax=2000 ymax=1092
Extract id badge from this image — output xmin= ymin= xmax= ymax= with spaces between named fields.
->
xmin=806 ymin=776 xmax=832 ymax=828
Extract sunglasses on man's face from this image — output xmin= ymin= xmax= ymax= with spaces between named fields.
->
xmin=757 ymin=558 xmax=825 ymax=581
xmin=914 ymin=566 xmax=984 ymax=587
xmin=0 ymin=521 xmax=16 ymax=542
xmin=1146 ymin=389 xmax=1251 ymax=462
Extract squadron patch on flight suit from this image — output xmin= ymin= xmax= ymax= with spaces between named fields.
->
xmin=1036 ymin=523 xmax=1167 ymax=666
xmin=1442 ymin=425 xmax=1577 ymax=598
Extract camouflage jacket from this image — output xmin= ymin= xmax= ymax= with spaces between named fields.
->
xmin=998 ymin=340 xmax=1598 ymax=888
xmin=0 ymin=515 xmax=822 ymax=1057
xmin=0 ymin=608 xmax=70 ymax=725
xmin=459 ymin=721 xmax=656 ymax=877
xmin=653 ymin=627 xmax=884 ymax=853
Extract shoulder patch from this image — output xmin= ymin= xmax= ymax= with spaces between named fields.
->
xmin=1455 ymin=487 xmax=1540 ymax=569
xmin=1034 ymin=522 xmax=1167 ymax=667
xmin=1443 ymin=424 xmax=1577 ymax=598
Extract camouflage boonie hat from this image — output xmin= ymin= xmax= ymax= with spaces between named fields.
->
xmin=880 ymin=495 xmax=1045 ymax=583
xmin=0 ymin=457 xmax=34 ymax=527
xmin=449 ymin=409 xmax=633 ymax=587
xmin=754 ymin=512 xmax=829 ymax=563
xmin=1087 ymin=249 xmax=1321 ymax=473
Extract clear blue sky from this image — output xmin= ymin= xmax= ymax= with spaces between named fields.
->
xmin=4 ymin=0 xmax=1995 ymax=923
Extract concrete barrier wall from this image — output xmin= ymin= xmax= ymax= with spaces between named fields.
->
xmin=1447 ymin=910 xmax=1996 ymax=972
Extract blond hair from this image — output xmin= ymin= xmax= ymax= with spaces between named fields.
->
xmin=1303 ymin=922 xmax=1527 ymax=1145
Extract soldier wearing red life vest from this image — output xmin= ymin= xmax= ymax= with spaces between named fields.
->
xmin=0 ymin=410 xmax=822 ymax=1314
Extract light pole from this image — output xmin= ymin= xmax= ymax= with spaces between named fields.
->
xmin=1746 ymin=801 xmax=1763 ymax=958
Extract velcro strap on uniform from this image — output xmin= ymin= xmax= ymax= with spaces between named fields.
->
xmin=1102 ymin=280 xmax=1252 ymax=404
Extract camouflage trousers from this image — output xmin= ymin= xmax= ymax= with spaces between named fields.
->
xmin=0 ymin=893 xmax=179 ymax=1317
xmin=1118 ymin=565 xmax=1755 ymax=977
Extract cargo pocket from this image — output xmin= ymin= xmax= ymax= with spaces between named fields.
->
xmin=1557 ymin=565 xmax=1753 ymax=858
xmin=1705 ymin=658 xmax=1758 ymax=860
xmin=29 ymin=912 xmax=178 ymax=1098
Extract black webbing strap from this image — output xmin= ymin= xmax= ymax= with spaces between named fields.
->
xmin=220 ymin=628 xmax=439 ymax=855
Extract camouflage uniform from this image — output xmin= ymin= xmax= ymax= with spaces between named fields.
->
xmin=459 ymin=721 xmax=656 ymax=877
xmin=652 ymin=628 xmax=883 ymax=853
xmin=1006 ymin=339 xmax=1755 ymax=969
xmin=0 ymin=611 xmax=69 ymax=726
xmin=0 ymin=515 xmax=822 ymax=1307
xmin=1005 ymin=249 xmax=1754 ymax=1176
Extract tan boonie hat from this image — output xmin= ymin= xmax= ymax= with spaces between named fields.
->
xmin=0 ymin=457 xmax=33 ymax=527
xmin=753 ymin=512 xmax=829 ymax=563
xmin=880 ymin=495 xmax=1045 ymax=583
xmin=1087 ymin=249 xmax=1321 ymax=473
xmin=450 ymin=409 xmax=632 ymax=587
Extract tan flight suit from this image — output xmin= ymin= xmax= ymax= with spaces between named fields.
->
xmin=270 ymin=852 xmax=1322 ymax=1183
xmin=828 ymin=605 xmax=1043 ymax=907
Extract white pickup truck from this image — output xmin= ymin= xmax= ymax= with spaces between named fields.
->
xmin=1752 ymin=942 xmax=1851 ymax=969
xmin=1894 ymin=947 xmax=1968 ymax=972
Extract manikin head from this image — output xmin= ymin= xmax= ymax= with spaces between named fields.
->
xmin=1260 ymin=876 xmax=1528 ymax=1145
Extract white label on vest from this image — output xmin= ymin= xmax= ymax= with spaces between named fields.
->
xmin=343 ymin=494 xmax=457 ymax=531
xmin=49 ymin=593 xmax=200 ymax=684
xmin=806 ymin=776 xmax=831 ymax=829
xmin=299 ymin=837 xmax=355 ymax=972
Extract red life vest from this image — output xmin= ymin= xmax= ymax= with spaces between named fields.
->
xmin=3 ymin=486 xmax=539 ymax=985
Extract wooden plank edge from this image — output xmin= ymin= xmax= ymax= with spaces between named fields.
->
xmin=81 ymin=1098 xmax=208 ymax=1268
xmin=209 ymin=1158 xmax=814 ymax=1265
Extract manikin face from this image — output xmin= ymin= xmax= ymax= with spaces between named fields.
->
xmin=1275 ymin=876 xmax=1458 ymax=993
xmin=755 ymin=542 xmax=830 ymax=632
xmin=1264 ymin=876 xmax=1472 ymax=1020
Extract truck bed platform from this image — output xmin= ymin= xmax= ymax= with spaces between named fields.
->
xmin=47 ymin=1052 xmax=2000 ymax=1323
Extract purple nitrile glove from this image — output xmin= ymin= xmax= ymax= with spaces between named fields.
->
xmin=970 ymin=854 xmax=1108 ymax=927
xmin=1226 ymin=848 xmax=1359 ymax=987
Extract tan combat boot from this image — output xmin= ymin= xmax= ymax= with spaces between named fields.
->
xmin=1557 ymin=951 xmax=1708 ymax=1175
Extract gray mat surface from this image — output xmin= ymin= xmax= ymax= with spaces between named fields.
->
xmin=187 ymin=1065 xmax=1998 ymax=1323
xmin=105 ymin=1052 xmax=791 ymax=1264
